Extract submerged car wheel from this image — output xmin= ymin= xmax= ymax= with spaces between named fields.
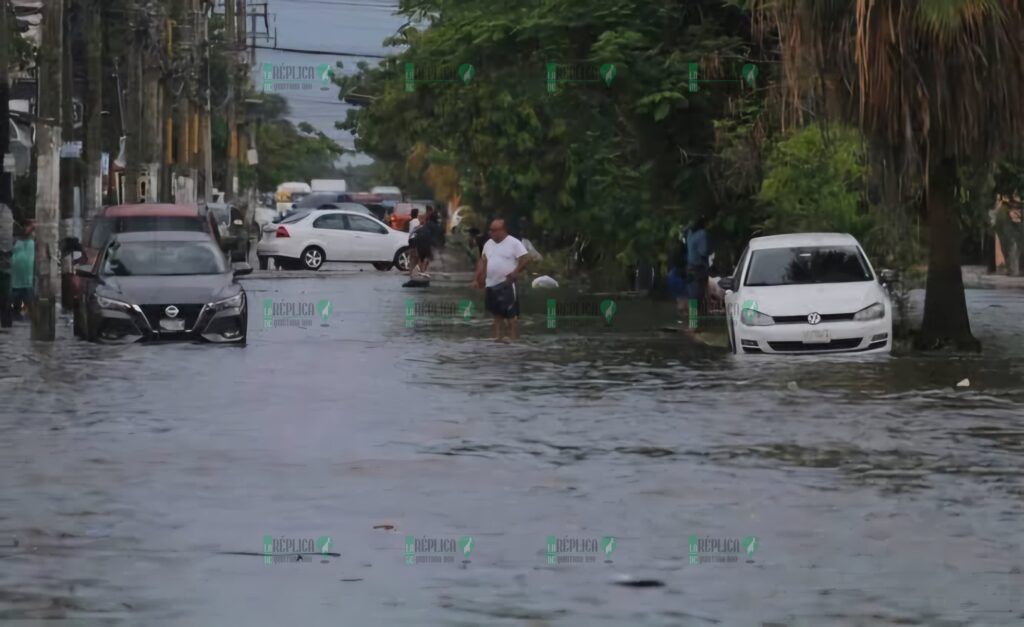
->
xmin=373 ymin=262 xmax=393 ymax=271
xmin=301 ymin=246 xmax=325 ymax=271
xmin=394 ymin=247 xmax=411 ymax=272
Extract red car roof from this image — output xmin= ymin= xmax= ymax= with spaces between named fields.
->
xmin=102 ymin=204 xmax=201 ymax=218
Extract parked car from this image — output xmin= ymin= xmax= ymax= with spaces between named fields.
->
xmin=292 ymin=192 xmax=356 ymax=210
xmin=63 ymin=204 xmax=218 ymax=311
xmin=315 ymin=202 xmax=376 ymax=218
xmin=718 ymin=233 xmax=893 ymax=355
xmin=74 ymin=231 xmax=251 ymax=344
xmin=370 ymin=186 xmax=402 ymax=202
xmin=206 ymin=202 xmax=250 ymax=262
xmin=256 ymin=208 xmax=411 ymax=272
xmin=387 ymin=201 xmax=427 ymax=232
xmin=275 ymin=181 xmax=312 ymax=212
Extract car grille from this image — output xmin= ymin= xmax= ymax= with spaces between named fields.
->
xmin=139 ymin=304 xmax=204 ymax=331
xmin=771 ymin=312 xmax=856 ymax=324
xmin=768 ymin=338 xmax=863 ymax=352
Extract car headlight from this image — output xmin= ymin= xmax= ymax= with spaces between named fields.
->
xmin=209 ymin=292 xmax=244 ymax=311
xmin=94 ymin=294 xmax=133 ymax=311
xmin=853 ymin=302 xmax=885 ymax=321
xmin=740 ymin=307 xmax=774 ymax=326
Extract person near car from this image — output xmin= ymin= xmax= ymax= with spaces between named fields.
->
xmin=406 ymin=208 xmax=421 ymax=277
xmin=685 ymin=217 xmax=710 ymax=329
xmin=9 ymin=222 xmax=35 ymax=322
xmin=666 ymin=228 xmax=689 ymax=323
xmin=473 ymin=218 xmax=529 ymax=341
xmin=413 ymin=209 xmax=440 ymax=277
xmin=0 ymin=203 xmax=13 ymax=328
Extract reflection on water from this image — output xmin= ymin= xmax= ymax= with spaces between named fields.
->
xmin=1 ymin=277 xmax=1022 ymax=625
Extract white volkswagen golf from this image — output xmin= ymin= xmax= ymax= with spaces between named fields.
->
xmin=718 ymin=233 xmax=893 ymax=355
xmin=256 ymin=209 xmax=412 ymax=271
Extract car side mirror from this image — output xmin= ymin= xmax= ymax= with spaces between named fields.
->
xmin=233 ymin=263 xmax=253 ymax=276
xmin=717 ymin=276 xmax=735 ymax=291
xmin=75 ymin=267 xmax=96 ymax=279
xmin=879 ymin=269 xmax=898 ymax=285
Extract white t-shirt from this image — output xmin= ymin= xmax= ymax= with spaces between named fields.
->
xmin=482 ymin=235 xmax=529 ymax=287
xmin=407 ymin=218 xmax=420 ymax=237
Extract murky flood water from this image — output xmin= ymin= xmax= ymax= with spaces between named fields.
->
xmin=1 ymin=269 xmax=1022 ymax=626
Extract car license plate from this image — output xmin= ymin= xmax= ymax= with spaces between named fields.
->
xmin=160 ymin=318 xmax=186 ymax=332
xmin=802 ymin=329 xmax=830 ymax=344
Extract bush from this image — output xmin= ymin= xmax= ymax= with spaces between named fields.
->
xmin=758 ymin=124 xmax=869 ymax=239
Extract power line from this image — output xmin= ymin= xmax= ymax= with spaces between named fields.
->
xmin=254 ymin=44 xmax=387 ymax=59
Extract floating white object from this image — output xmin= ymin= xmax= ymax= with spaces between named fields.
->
xmin=531 ymin=275 xmax=559 ymax=289
xmin=786 ymin=381 xmax=799 ymax=391
xmin=956 ymin=378 xmax=970 ymax=388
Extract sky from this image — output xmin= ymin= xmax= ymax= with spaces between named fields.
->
xmin=250 ymin=0 xmax=407 ymax=166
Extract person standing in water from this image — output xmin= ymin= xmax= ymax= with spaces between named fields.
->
xmin=473 ymin=218 xmax=529 ymax=340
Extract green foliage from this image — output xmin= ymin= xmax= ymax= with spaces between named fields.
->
xmin=758 ymin=124 xmax=868 ymax=238
xmin=338 ymin=0 xmax=753 ymax=267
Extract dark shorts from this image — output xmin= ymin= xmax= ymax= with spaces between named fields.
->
xmin=686 ymin=265 xmax=708 ymax=301
xmin=415 ymin=241 xmax=432 ymax=260
xmin=485 ymin=281 xmax=519 ymax=318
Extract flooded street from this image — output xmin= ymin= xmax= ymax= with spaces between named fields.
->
xmin=1 ymin=270 xmax=1022 ymax=626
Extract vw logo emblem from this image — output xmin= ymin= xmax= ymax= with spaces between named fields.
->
xmin=807 ymin=312 xmax=821 ymax=325
xmin=164 ymin=305 xmax=180 ymax=318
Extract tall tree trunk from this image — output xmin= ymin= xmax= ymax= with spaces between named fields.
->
xmin=32 ymin=0 xmax=63 ymax=340
xmin=917 ymin=156 xmax=980 ymax=351
xmin=0 ymin=0 xmax=12 ymax=206
xmin=83 ymin=0 xmax=103 ymax=219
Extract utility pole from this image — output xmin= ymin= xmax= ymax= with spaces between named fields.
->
xmin=0 ymin=0 xmax=12 ymax=206
xmin=225 ymin=0 xmax=237 ymax=201
xmin=201 ymin=0 xmax=213 ymax=203
xmin=83 ymin=0 xmax=104 ymax=219
xmin=32 ymin=0 xmax=64 ymax=340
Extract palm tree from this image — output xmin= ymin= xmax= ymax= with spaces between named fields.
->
xmin=751 ymin=0 xmax=1024 ymax=350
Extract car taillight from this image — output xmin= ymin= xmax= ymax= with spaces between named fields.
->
xmin=275 ymin=226 xmax=290 ymax=238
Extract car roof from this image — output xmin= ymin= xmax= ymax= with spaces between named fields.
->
xmin=102 ymin=204 xmax=201 ymax=217
xmin=748 ymin=233 xmax=860 ymax=250
xmin=111 ymin=231 xmax=214 ymax=243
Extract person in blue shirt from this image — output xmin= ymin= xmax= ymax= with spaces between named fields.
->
xmin=9 ymin=222 xmax=35 ymax=322
xmin=685 ymin=217 xmax=711 ymax=328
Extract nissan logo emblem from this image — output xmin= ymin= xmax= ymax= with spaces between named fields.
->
xmin=165 ymin=305 xmax=180 ymax=318
xmin=807 ymin=312 xmax=821 ymax=325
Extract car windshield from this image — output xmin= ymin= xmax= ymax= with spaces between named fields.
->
xmin=744 ymin=245 xmax=873 ymax=286
xmin=280 ymin=210 xmax=310 ymax=224
xmin=101 ymin=241 xmax=227 ymax=276
xmin=207 ymin=206 xmax=230 ymax=224
xmin=88 ymin=216 xmax=205 ymax=248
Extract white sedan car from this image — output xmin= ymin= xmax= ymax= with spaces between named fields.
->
xmin=719 ymin=233 xmax=893 ymax=355
xmin=256 ymin=209 xmax=412 ymax=271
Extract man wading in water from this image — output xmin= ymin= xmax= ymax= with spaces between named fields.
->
xmin=473 ymin=219 xmax=529 ymax=340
